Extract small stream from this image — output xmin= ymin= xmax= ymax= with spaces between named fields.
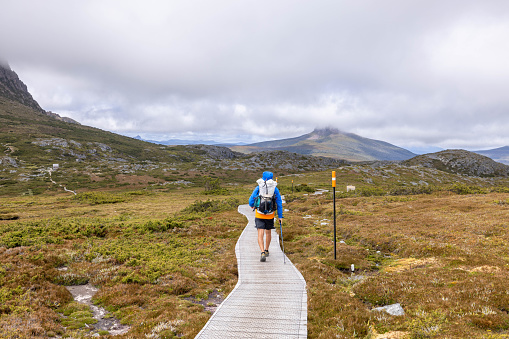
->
xmin=66 ymin=284 xmax=130 ymax=336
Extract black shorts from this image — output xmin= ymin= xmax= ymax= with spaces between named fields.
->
xmin=255 ymin=218 xmax=275 ymax=230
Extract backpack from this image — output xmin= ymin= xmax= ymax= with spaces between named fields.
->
xmin=254 ymin=178 xmax=277 ymax=215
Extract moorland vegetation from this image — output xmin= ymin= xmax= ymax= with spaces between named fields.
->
xmin=3 ymin=62 xmax=509 ymax=338
xmin=1 ymin=158 xmax=509 ymax=338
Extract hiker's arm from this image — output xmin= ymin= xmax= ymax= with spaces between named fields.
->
xmin=275 ymin=187 xmax=283 ymax=219
xmin=248 ymin=187 xmax=260 ymax=208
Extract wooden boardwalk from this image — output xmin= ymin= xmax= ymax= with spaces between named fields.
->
xmin=195 ymin=204 xmax=307 ymax=338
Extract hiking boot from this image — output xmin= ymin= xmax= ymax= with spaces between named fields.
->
xmin=264 ymin=250 xmax=269 ymax=257
xmin=260 ymin=252 xmax=267 ymax=262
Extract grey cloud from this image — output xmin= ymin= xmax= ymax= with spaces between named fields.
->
xmin=2 ymin=0 xmax=509 ymax=150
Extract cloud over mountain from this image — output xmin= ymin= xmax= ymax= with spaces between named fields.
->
xmin=1 ymin=0 xmax=509 ymax=149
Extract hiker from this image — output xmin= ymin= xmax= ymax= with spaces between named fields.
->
xmin=249 ymin=171 xmax=283 ymax=262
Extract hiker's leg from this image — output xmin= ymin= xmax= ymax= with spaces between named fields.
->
xmin=265 ymin=229 xmax=271 ymax=251
xmin=257 ymin=228 xmax=265 ymax=252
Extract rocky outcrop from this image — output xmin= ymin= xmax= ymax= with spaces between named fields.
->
xmin=246 ymin=150 xmax=346 ymax=170
xmin=190 ymin=145 xmax=243 ymax=160
xmin=0 ymin=156 xmax=18 ymax=167
xmin=0 ymin=62 xmax=80 ymax=124
xmin=44 ymin=110 xmax=80 ymax=124
xmin=31 ymin=138 xmax=123 ymax=162
xmin=209 ymin=150 xmax=348 ymax=172
xmin=402 ymin=149 xmax=509 ymax=177
xmin=0 ymin=62 xmax=44 ymax=113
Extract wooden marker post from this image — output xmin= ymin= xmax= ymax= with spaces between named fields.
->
xmin=292 ymin=179 xmax=294 ymax=194
xmin=332 ymin=171 xmax=337 ymax=260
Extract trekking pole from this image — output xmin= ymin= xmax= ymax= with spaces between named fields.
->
xmin=279 ymin=219 xmax=286 ymax=264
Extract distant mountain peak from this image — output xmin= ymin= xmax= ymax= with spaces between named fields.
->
xmin=474 ymin=145 xmax=509 ymax=165
xmin=230 ymin=128 xmax=416 ymax=162
xmin=312 ymin=127 xmax=341 ymax=136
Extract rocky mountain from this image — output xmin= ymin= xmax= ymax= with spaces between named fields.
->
xmin=0 ymin=61 xmax=45 ymax=113
xmin=402 ymin=149 xmax=509 ymax=177
xmin=230 ymin=127 xmax=416 ymax=162
xmin=0 ymin=61 xmax=79 ymax=124
xmin=474 ymin=146 xmax=509 ymax=165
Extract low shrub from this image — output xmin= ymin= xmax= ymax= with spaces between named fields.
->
xmin=282 ymin=194 xmax=303 ymax=203
xmin=58 ymin=302 xmax=97 ymax=329
xmin=406 ymin=309 xmax=448 ymax=338
xmin=357 ymin=187 xmax=387 ymax=196
xmin=54 ymin=272 xmax=90 ymax=286
xmin=492 ymin=186 xmax=509 ymax=193
xmin=202 ymin=188 xmax=229 ymax=195
xmin=449 ymin=183 xmax=488 ymax=195
xmin=74 ymin=191 xmax=129 ymax=205
xmin=389 ymin=185 xmax=437 ymax=196
xmin=180 ymin=198 xmax=240 ymax=215
xmin=295 ymin=184 xmax=314 ymax=193
xmin=0 ymin=218 xmax=110 ymax=248
xmin=138 ymin=218 xmax=184 ymax=233
xmin=0 ymin=214 xmax=19 ymax=220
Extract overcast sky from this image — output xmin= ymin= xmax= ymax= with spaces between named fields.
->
xmin=2 ymin=0 xmax=509 ymax=152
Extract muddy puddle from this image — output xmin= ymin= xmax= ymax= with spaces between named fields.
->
xmin=66 ymin=284 xmax=130 ymax=336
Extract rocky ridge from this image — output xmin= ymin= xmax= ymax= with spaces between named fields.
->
xmin=402 ymin=149 xmax=509 ymax=177
xmin=0 ymin=62 xmax=79 ymax=124
xmin=187 ymin=145 xmax=243 ymax=160
xmin=199 ymin=150 xmax=347 ymax=172
xmin=0 ymin=62 xmax=44 ymax=113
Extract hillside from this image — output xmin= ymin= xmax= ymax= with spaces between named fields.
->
xmin=474 ymin=146 xmax=509 ymax=165
xmin=0 ymin=91 xmax=211 ymax=167
xmin=0 ymin=96 xmax=343 ymax=195
xmin=0 ymin=64 xmax=349 ymax=196
xmin=230 ymin=127 xmax=416 ymax=162
xmin=402 ymin=149 xmax=509 ymax=177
